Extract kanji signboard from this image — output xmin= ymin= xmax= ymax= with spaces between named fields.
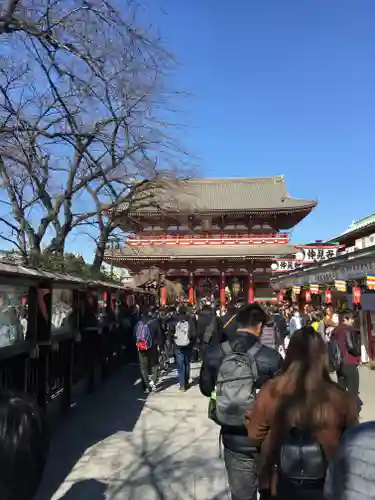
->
xmin=297 ymin=247 xmax=339 ymax=263
xmin=273 ymin=260 xmax=303 ymax=272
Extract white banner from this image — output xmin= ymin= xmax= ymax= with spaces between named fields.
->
xmin=298 ymin=247 xmax=339 ymax=263
xmin=274 ymin=260 xmax=302 ymax=272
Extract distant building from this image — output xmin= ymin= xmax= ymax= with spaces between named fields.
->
xmin=103 ymin=176 xmax=316 ymax=305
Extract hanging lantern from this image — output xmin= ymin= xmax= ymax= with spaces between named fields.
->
xmin=325 ymin=289 xmax=332 ymax=304
xmin=366 ymin=275 xmax=375 ymax=291
xmin=292 ymin=285 xmax=301 ymax=295
xmin=353 ymin=286 xmax=361 ymax=305
xmin=335 ymin=279 xmax=347 ymax=293
xmin=305 ymin=289 xmax=312 ymax=303
xmin=310 ymin=284 xmax=320 ymax=294
xmin=277 ymin=290 xmax=284 ymax=303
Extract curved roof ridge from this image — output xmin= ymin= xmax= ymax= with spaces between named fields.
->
xmin=187 ymin=175 xmax=285 ymax=183
xmin=347 ymin=212 xmax=375 ymax=230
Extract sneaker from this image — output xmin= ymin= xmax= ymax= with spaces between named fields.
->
xmin=149 ymin=381 xmax=156 ymax=392
xmin=179 ymin=386 xmax=187 ymax=392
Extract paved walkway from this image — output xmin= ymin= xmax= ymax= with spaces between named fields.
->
xmin=36 ymin=363 xmax=229 ymax=500
xmin=36 ymin=364 xmax=375 ymax=500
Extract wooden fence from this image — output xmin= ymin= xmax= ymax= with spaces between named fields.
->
xmin=0 ymin=263 xmax=154 ymax=413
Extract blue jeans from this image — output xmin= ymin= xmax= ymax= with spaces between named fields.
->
xmin=175 ymin=345 xmax=191 ymax=388
xmin=223 ymin=448 xmax=258 ymax=500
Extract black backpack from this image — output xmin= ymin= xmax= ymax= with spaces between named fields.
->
xmin=327 ymin=337 xmax=342 ymax=372
xmin=202 ymin=315 xmax=216 ymax=345
xmin=278 ymin=427 xmax=327 ymax=486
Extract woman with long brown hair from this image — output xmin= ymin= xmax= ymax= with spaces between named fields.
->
xmin=245 ymin=327 xmax=358 ymax=500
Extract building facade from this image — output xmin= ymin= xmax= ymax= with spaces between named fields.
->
xmin=270 ymin=212 xmax=375 ymax=362
xmin=104 ymin=176 xmax=316 ymax=305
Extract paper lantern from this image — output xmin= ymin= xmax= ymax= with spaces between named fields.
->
xmin=325 ymin=289 xmax=332 ymax=304
xmin=305 ymin=290 xmax=312 ymax=303
xmin=277 ymin=290 xmax=284 ymax=303
xmin=310 ymin=284 xmax=320 ymax=294
xmin=353 ymin=286 xmax=361 ymax=305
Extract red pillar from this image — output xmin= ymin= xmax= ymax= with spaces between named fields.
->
xmin=248 ymin=263 xmax=254 ymax=303
xmin=220 ymin=271 xmax=226 ymax=307
xmin=188 ymin=272 xmax=195 ymax=304
xmin=160 ymin=286 xmax=167 ymax=307
xmin=367 ymin=311 xmax=373 ymax=361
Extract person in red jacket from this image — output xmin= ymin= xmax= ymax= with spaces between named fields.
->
xmin=331 ymin=310 xmax=361 ymax=400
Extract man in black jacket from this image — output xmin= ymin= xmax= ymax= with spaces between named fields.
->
xmin=197 ymin=304 xmax=222 ymax=358
xmin=220 ymin=305 xmax=238 ymax=341
xmin=199 ymin=303 xmax=283 ymax=500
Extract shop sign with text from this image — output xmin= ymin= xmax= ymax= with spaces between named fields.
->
xmin=297 ymin=247 xmax=340 ymax=264
xmin=271 ymin=257 xmax=375 ymax=289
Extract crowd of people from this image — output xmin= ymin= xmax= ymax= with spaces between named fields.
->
xmin=198 ymin=301 xmax=370 ymax=500
xmin=120 ymin=298 xmax=371 ymax=499
xmin=0 ymin=298 xmax=373 ymax=499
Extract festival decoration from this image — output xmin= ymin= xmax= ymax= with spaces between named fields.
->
xmin=325 ymin=289 xmax=332 ymax=304
xmin=292 ymin=285 xmax=301 ymax=294
xmin=353 ymin=286 xmax=361 ymax=305
xmin=366 ymin=275 xmax=375 ymax=291
xmin=335 ymin=280 xmax=347 ymax=293
xmin=305 ymin=289 xmax=311 ymax=303
xmin=310 ymin=284 xmax=320 ymax=294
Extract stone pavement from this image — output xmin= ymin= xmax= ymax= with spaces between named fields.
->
xmin=36 ymin=362 xmax=229 ymax=500
xmin=36 ymin=364 xmax=375 ymax=500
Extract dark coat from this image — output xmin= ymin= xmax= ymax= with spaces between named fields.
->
xmin=200 ymin=331 xmax=283 ymax=455
xmin=331 ymin=324 xmax=361 ymax=366
xmin=197 ymin=310 xmax=222 ymax=345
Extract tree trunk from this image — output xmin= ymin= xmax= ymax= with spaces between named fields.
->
xmin=91 ymin=227 xmax=111 ymax=271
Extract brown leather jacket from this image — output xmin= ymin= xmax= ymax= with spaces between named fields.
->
xmin=245 ymin=376 xmax=358 ymax=490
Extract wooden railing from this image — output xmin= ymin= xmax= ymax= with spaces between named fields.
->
xmin=127 ymin=232 xmax=290 ymax=245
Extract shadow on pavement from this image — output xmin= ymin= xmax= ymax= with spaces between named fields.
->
xmin=106 ymin=403 xmax=229 ymax=499
xmin=36 ymin=366 xmax=147 ymax=500
xmin=58 ymin=479 xmax=106 ymax=499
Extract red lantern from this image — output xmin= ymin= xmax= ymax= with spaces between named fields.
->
xmin=305 ymin=289 xmax=311 ymax=303
xmin=353 ymin=286 xmax=361 ymax=305
xmin=325 ymin=289 xmax=332 ymax=304
xmin=277 ymin=290 xmax=284 ymax=303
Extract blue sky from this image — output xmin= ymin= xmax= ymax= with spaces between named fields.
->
xmin=132 ymin=0 xmax=375 ymax=244
xmin=4 ymin=1 xmax=372 ymax=260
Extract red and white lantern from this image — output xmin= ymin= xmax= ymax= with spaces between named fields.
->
xmin=353 ymin=286 xmax=361 ymax=305
xmin=325 ymin=289 xmax=332 ymax=304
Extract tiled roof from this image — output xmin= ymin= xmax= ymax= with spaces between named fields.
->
xmin=342 ymin=213 xmax=375 ymax=234
xmin=325 ymin=212 xmax=375 ymax=244
xmin=119 ymin=176 xmax=316 ymax=214
xmin=105 ymin=243 xmax=297 ymax=261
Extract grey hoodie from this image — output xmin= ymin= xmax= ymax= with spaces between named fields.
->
xmin=324 ymin=421 xmax=375 ymax=500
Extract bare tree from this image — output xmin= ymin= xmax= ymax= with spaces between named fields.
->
xmin=0 ymin=0 xmax=189 ymax=266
